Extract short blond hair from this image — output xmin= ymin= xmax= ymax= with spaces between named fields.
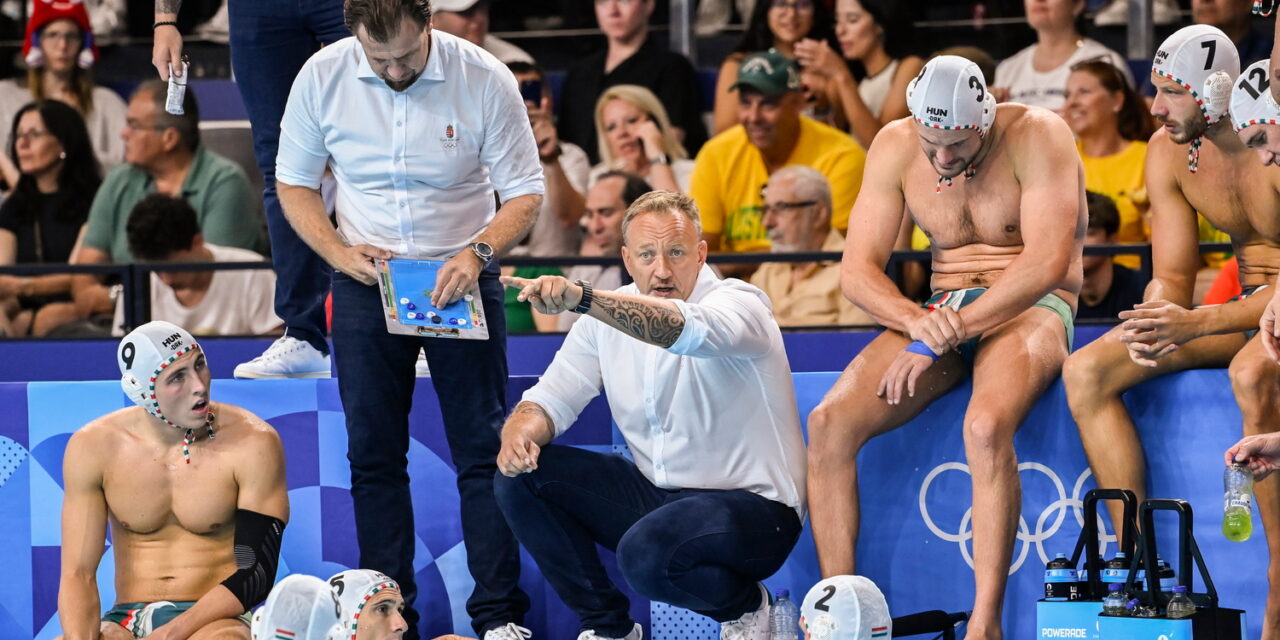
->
xmin=621 ymin=190 xmax=702 ymax=245
xmin=594 ymin=85 xmax=689 ymax=167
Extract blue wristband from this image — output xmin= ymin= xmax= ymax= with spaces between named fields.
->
xmin=905 ymin=340 xmax=941 ymax=361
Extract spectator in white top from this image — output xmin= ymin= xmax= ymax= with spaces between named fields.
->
xmin=274 ymin=1 xmax=544 ymax=639
xmin=432 ymin=0 xmax=535 ymax=64
xmin=508 ymin=60 xmax=591 ymax=258
xmin=993 ymin=0 xmax=1131 ymax=112
xmin=494 ymin=190 xmax=806 ymax=640
xmin=116 ymin=193 xmax=281 ymax=336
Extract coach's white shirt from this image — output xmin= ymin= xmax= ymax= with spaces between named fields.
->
xmin=523 ymin=265 xmax=807 ymax=517
xmin=277 ymin=31 xmax=544 ymax=259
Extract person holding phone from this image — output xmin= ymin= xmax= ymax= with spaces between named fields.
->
xmin=589 ymin=84 xmax=693 ymax=194
xmin=507 ymin=61 xmax=591 ymax=259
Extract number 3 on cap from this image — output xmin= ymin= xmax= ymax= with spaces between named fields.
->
xmin=969 ymin=76 xmax=984 ymax=102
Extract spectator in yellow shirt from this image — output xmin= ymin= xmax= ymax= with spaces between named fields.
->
xmin=1063 ymin=58 xmax=1156 ymax=269
xmin=690 ymin=49 xmax=867 ymax=257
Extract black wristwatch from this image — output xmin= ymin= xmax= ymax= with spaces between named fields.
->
xmin=469 ymin=241 xmax=494 ymax=266
xmin=572 ymin=280 xmax=594 ymax=314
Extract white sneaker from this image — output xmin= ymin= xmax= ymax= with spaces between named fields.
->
xmin=720 ymin=584 xmax=771 ymax=640
xmin=1095 ymin=0 xmax=1179 ymax=26
xmin=233 ymin=336 xmax=331 ymax=379
xmin=416 ymin=348 xmax=431 ymax=377
xmin=484 ymin=623 xmax=533 ymax=640
xmin=578 ymin=623 xmax=642 ymax=640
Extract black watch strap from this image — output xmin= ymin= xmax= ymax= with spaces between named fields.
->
xmin=572 ymin=280 xmax=593 ymax=314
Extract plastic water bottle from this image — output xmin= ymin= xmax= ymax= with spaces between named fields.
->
xmin=1102 ymin=583 xmax=1129 ymax=616
xmin=1101 ymin=552 xmax=1129 ymax=585
xmin=770 ymin=589 xmax=799 ymax=640
xmin=1166 ymin=585 xmax=1196 ymax=619
xmin=1043 ymin=553 xmax=1078 ymax=601
xmin=1224 ymin=462 xmax=1254 ymax=542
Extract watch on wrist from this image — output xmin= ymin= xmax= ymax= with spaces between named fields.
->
xmin=649 ymin=152 xmax=670 ymax=166
xmin=572 ymin=280 xmax=594 ymax=314
xmin=469 ymin=241 xmax=494 ymax=266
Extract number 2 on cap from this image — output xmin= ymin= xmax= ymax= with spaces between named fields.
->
xmin=1240 ymin=66 xmax=1269 ymax=99
xmin=814 ymin=584 xmax=837 ymax=611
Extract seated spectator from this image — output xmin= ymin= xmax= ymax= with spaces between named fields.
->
xmin=751 ymin=166 xmax=872 ymax=327
xmin=67 ymin=79 xmax=263 ymax=332
xmin=433 ymin=0 xmax=536 ymax=63
xmin=0 ymin=100 xmax=100 ymax=336
xmin=793 ymin=0 xmax=925 ymax=148
xmin=711 ymin=0 xmax=841 ymax=134
xmin=1078 ymin=191 xmax=1147 ymax=320
xmin=558 ymin=0 xmax=708 ymax=164
xmin=993 ymin=0 xmax=1130 ymax=111
xmin=0 ymin=0 xmax=125 ymax=187
xmin=590 ymin=84 xmax=693 ymax=193
xmin=555 ymin=171 xmax=651 ymax=331
xmin=1194 ymin=0 xmax=1272 ymax=65
xmin=690 ymin=50 xmax=866 ymax=255
xmin=509 ymin=61 xmax=591 ymax=259
xmin=1064 ymin=58 xmax=1156 ymax=269
xmin=112 ymin=193 xmax=280 ymax=336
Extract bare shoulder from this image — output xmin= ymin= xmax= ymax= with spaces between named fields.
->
xmin=1001 ymin=104 xmax=1074 ymax=151
xmin=867 ymin=118 xmax=917 ymax=164
xmin=215 ymin=403 xmax=283 ymax=452
xmin=65 ymin=408 xmax=138 ymax=475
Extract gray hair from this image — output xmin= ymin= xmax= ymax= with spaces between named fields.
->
xmin=620 ymin=190 xmax=702 ymax=245
xmin=767 ymin=165 xmax=832 ymax=216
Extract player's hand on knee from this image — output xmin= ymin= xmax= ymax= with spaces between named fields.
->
xmin=1261 ymin=295 xmax=1280 ymax=362
xmin=498 ymin=432 xmax=542 ymax=477
xmin=876 ymin=350 xmax=934 ymax=405
xmin=1119 ymin=301 xmax=1195 ymax=350
xmin=1121 ymin=338 xmax=1176 ymax=367
xmin=337 ymin=244 xmax=393 ymax=286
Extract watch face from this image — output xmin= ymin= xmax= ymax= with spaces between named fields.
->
xmin=473 ymin=242 xmax=494 ymax=259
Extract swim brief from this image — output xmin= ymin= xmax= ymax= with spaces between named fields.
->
xmin=921 ymin=287 xmax=1075 ymax=362
xmin=103 ymin=600 xmax=251 ymax=638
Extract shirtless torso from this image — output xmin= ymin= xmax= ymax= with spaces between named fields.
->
xmin=59 ymin=399 xmax=287 ymax=640
xmin=807 ymin=87 xmax=1084 ymax=640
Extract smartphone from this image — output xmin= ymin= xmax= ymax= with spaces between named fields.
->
xmin=519 ymin=79 xmax=544 ymax=105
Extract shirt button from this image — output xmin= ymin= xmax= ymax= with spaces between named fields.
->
xmin=396 ymin=121 xmax=403 ymax=126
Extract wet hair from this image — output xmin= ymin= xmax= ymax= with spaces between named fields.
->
xmin=595 ymin=170 xmax=653 ymax=208
xmin=621 ymin=190 xmax=702 ymax=244
xmin=1069 ymin=58 xmax=1155 ymax=142
xmin=344 ymin=0 xmax=431 ymax=42
xmin=734 ymin=0 xmax=840 ymax=56
xmin=134 ymin=79 xmax=201 ymax=152
xmin=1085 ymin=190 xmax=1120 ymax=237
xmin=2 ymin=100 xmax=100 ymax=226
xmin=127 ymin=193 xmax=200 ymax=261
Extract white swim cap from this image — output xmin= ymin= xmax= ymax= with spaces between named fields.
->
xmin=1231 ymin=58 xmax=1280 ymax=132
xmin=251 ymin=574 xmax=335 ymax=640
xmin=800 ymin=576 xmax=892 ymax=640
xmin=1152 ymin=24 xmax=1240 ymax=125
xmin=326 ymin=569 xmax=401 ymax=640
xmin=118 ymin=320 xmax=202 ymax=423
xmin=906 ymin=55 xmax=995 ymax=136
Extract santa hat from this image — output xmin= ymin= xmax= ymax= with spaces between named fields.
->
xmin=23 ymin=0 xmax=97 ymax=69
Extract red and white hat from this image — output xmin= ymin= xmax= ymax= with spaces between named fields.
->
xmin=22 ymin=0 xmax=98 ymax=69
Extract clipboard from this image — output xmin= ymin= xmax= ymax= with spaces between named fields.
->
xmin=375 ymin=258 xmax=490 ymax=340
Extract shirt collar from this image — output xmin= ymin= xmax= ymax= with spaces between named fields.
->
xmin=686 ymin=263 xmax=722 ymax=304
xmin=353 ymin=30 xmax=445 ymax=86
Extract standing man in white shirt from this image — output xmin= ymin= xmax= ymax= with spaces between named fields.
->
xmin=275 ymin=2 xmax=545 ymax=639
xmin=494 ymin=191 xmax=806 ymax=640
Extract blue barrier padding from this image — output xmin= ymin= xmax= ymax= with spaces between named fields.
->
xmin=1 ymin=366 xmax=1265 ymax=639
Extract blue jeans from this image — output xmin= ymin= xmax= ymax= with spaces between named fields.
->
xmin=494 ymin=445 xmax=802 ymax=637
xmin=331 ymin=264 xmax=529 ymax=638
xmin=227 ymin=0 xmax=345 ymax=353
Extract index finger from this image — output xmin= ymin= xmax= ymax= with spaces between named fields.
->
xmin=499 ymin=275 xmax=532 ymax=289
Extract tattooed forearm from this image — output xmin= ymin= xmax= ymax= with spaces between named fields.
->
xmin=155 ymin=0 xmax=181 ymax=14
xmin=592 ymin=293 xmax=685 ymax=348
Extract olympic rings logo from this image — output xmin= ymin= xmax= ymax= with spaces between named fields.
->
xmin=917 ymin=462 xmax=1116 ymax=573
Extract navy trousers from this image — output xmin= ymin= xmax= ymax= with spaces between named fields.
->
xmin=228 ymin=0 xmax=343 ymax=353
xmin=494 ymin=444 xmax=802 ymax=637
xmin=331 ymin=264 xmax=529 ymax=638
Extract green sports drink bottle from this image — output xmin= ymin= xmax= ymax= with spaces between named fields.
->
xmin=1223 ymin=461 xmax=1254 ymax=542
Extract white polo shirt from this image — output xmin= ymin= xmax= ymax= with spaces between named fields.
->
xmin=277 ymin=31 xmax=544 ymax=259
xmin=522 ymin=265 xmax=808 ymax=517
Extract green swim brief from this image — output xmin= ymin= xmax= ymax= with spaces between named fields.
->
xmin=103 ymin=600 xmax=251 ymax=638
xmin=922 ymin=287 xmax=1075 ymax=362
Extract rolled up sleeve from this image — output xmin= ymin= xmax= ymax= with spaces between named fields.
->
xmin=276 ymin=63 xmax=329 ymax=190
xmin=521 ymin=318 xmax=604 ymax=437
xmin=667 ymin=288 xmax=775 ymax=359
